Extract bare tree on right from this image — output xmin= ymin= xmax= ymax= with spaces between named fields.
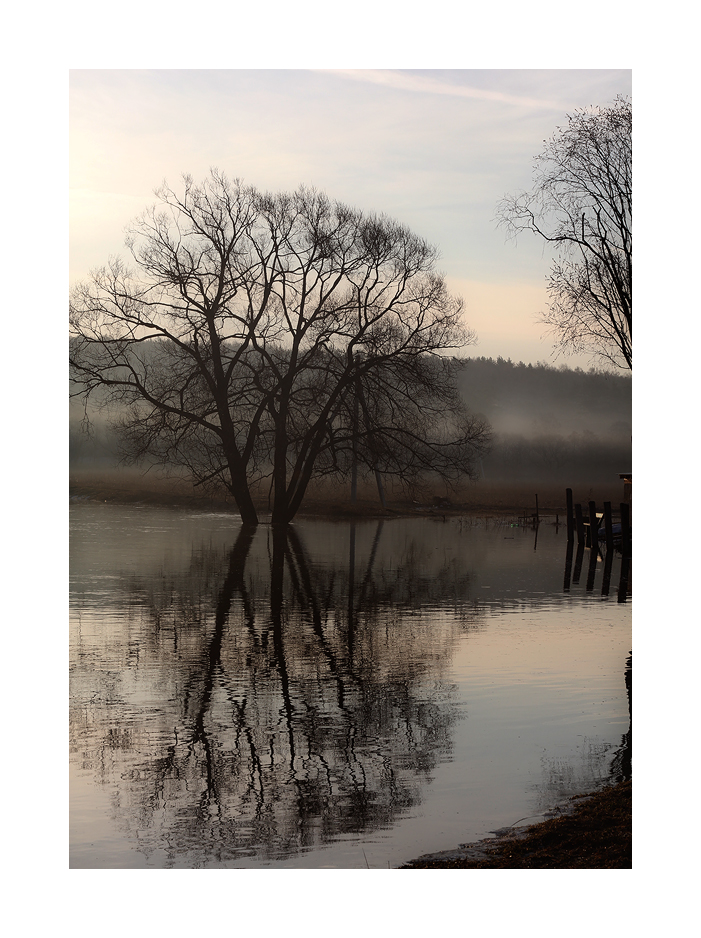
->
xmin=498 ymin=96 xmax=632 ymax=370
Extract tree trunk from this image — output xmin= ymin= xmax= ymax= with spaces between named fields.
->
xmin=232 ymin=489 xmax=259 ymax=526
xmin=225 ymin=459 xmax=259 ymax=525
xmin=271 ymin=437 xmax=291 ymax=525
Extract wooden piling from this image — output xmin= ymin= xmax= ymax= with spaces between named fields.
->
xmin=617 ymin=554 xmax=630 ymax=603
xmin=601 ymin=546 xmax=613 ymax=596
xmin=574 ymin=503 xmax=585 ymax=544
xmin=572 ymin=542 xmax=585 ymax=584
xmin=620 ymin=502 xmax=631 ymax=557
xmin=586 ymin=538 xmax=598 ymax=591
xmin=566 ymin=488 xmax=574 ymax=542
xmin=587 ymin=500 xmax=597 ymax=548
xmin=617 ymin=502 xmax=631 ymax=603
xmin=603 ymin=501 xmax=614 ymax=549
xmin=535 ymin=494 xmax=539 ymax=525
xmin=563 ymin=539 xmax=574 ymax=591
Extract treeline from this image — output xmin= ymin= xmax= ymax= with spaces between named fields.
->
xmin=456 ymin=357 xmax=631 ymax=485
xmin=71 ymin=354 xmax=631 ymax=491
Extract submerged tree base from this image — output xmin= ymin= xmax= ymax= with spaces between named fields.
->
xmin=401 ymin=781 xmax=631 ymax=869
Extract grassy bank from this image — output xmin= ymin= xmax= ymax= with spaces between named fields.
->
xmin=401 ymin=781 xmax=631 ymax=869
xmin=69 ymin=467 xmax=627 ymax=520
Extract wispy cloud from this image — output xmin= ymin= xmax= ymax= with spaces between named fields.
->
xmin=317 ymin=69 xmax=565 ymax=111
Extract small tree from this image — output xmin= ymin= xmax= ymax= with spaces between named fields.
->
xmin=70 ymin=171 xmax=489 ymax=525
xmin=498 ymin=96 xmax=632 ymax=370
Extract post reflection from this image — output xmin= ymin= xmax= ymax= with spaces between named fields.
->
xmin=71 ymin=521 xmax=481 ymax=866
xmin=561 ymin=537 xmax=630 ymax=603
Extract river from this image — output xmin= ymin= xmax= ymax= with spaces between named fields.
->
xmin=69 ymin=502 xmax=631 ymax=868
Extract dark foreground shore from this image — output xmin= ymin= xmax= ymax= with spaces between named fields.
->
xmin=401 ymin=781 xmax=631 ymax=869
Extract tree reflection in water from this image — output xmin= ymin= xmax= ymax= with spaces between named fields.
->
xmin=72 ymin=521 xmax=483 ymax=866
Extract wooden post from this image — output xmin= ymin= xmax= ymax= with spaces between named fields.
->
xmin=617 ymin=553 xmax=630 ymax=603
xmin=574 ymin=503 xmax=585 ymax=544
xmin=586 ymin=539 xmax=598 ymax=591
xmin=534 ymin=494 xmax=539 ymax=525
xmin=572 ymin=542 xmax=585 ymax=584
xmin=617 ymin=502 xmax=631 ymax=603
xmin=563 ymin=539 xmax=574 ymax=591
xmin=587 ymin=500 xmax=597 ymax=548
xmin=620 ymin=502 xmax=631 ymax=558
xmin=603 ymin=501 xmax=614 ymax=550
xmin=566 ymin=488 xmax=574 ymax=542
xmin=601 ymin=545 xmax=613 ymax=596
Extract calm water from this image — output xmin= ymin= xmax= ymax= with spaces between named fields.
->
xmin=69 ymin=502 xmax=631 ymax=869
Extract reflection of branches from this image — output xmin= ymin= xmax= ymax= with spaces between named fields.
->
xmin=72 ymin=521 xmax=483 ymax=865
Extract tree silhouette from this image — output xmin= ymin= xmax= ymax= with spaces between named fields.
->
xmin=498 ymin=97 xmax=632 ymax=370
xmin=70 ymin=172 xmax=490 ymax=524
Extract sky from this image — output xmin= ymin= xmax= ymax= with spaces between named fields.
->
xmin=69 ymin=68 xmax=631 ymax=368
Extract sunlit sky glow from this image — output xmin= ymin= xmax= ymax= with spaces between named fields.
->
xmin=70 ymin=68 xmax=631 ymax=367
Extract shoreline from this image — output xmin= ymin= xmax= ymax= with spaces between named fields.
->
xmin=401 ymin=780 xmax=631 ymax=869
xmin=69 ymin=469 xmax=624 ymax=521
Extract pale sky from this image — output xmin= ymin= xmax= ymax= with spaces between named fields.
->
xmin=70 ymin=68 xmax=631 ymax=367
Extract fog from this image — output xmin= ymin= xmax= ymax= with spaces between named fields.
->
xmin=70 ymin=356 xmax=632 ymax=495
xmin=458 ymin=357 xmax=631 ymax=487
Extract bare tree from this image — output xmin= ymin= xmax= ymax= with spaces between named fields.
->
xmin=498 ymin=96 xmax=632 ymax=370
xmin=70 ymin=171 xmax=490 ymax=524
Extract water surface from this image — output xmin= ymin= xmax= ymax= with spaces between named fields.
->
xmin=69 ymin=503 xmax=630 ymax=868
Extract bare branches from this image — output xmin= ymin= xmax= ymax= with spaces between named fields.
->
xmin=71 ymin=172 xmax=486 ymax=523
xmin=497 ymin=96 xmax=632 ymax=370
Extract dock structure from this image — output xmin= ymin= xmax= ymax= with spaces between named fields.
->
xmin=562 ymin=488 xmax=631 ymax=603
xmin=565 ymin=489 xmax=631 ymax=555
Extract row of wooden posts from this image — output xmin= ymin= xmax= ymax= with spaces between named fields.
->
xmin=563 ymin=532 xmax=630 ymax=601
xmin=563 ymin=488 xmax=631 ymax=602
xmin=565 ymin=488 xmax=631 ymax=555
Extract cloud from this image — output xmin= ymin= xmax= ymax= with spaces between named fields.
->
xmin=317 ymin=69 xmax=565 ymax=111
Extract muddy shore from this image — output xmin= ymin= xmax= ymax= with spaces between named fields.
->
xmin=401 ymin=781 xmax=631 ymax=869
